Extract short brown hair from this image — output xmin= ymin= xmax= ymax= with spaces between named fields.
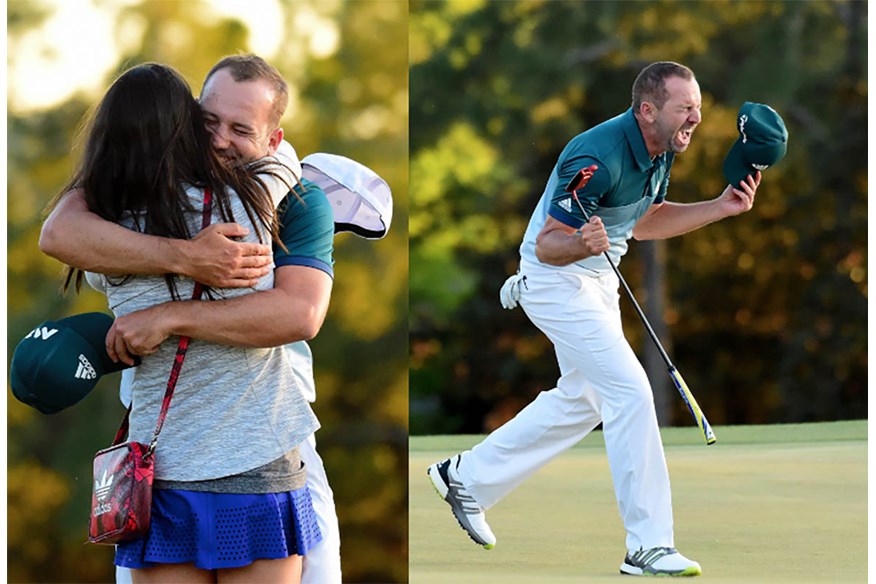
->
xmin=203 ymin=54 xmax=289 ymax=126
xmin=631 ymin=61 xmax=695 ymax=112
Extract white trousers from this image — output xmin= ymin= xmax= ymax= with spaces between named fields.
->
xmin=300 ymin=433 xmax=342 ymax=584
xmin=115 ymin=433 xmax=342 ymax=584
xmin=456 ymin=262 xmax=674 ymax=551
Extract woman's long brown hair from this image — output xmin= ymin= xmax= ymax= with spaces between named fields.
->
xmin=46 ymin=63 xmax=294 ymax=298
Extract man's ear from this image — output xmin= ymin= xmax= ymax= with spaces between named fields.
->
xmin=638 ymin=101 xmax=658 ymax=124
xmin=267 ymin=127 xmax=284 ymax=155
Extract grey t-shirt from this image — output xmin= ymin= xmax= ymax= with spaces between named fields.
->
xmin=88 ymin=180 xmax=319 ymax=483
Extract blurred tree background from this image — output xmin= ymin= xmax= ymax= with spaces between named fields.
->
xmin=409 ymin=0 xmax=867 ymax=436
xmin=7 ymin=1 xmax=408 ymax=582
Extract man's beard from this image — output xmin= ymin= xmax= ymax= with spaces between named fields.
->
xmin=666 ymin=124 xmax=694 ymax=154
xmin=215 ymin=148 xmax=245 ymax=168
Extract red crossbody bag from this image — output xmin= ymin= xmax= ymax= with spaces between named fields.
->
xmin=88 ymin=190 xmax=213 ymax=545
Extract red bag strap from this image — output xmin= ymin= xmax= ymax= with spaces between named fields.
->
xmin=112 ymin=188 xmax=214 ymax=454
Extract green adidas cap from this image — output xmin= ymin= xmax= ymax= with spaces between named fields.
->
xmin=10 ymin=312 xmax=137 ymax=414
xmin=723 ymin=102 xmax=788 ymax=187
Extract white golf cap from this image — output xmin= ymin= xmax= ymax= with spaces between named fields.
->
xmin=301 ymin=153 xmax=393 ymax=239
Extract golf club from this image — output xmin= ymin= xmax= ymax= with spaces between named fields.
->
xmin=566 ymin=166 xmax=716 ymax=445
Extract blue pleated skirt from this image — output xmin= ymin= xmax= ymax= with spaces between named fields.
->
xmin=115 ymin=486 xmax=322 ymax=570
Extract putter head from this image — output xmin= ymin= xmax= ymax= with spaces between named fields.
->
xmin=565 ymin=164 xmax=599 ymax=193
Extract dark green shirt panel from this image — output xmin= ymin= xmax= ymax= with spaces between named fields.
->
xmin=550 ymin=110 xmax=674 ymax=224
xmin=274 ymin=178 xmax=335 ymax=277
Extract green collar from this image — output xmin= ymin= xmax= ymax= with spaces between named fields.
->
xmin=621 ymin=108 xmax=656 ymax=172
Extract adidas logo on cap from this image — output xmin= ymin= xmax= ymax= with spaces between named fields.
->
xmin=75 ymin=354 xmax=97 ymax=380
xmin=25 ymin=326 xmax=59 ymax=341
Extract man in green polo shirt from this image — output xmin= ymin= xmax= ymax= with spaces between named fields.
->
xmin=428 ymin=61 xmax=764 ymax=577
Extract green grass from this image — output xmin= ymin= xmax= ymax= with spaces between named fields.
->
xmin=409 ymin=421 xmax=867 ymax=583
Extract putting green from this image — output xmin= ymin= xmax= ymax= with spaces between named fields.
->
xmin=409 ymin=421 xmax=867 ymax=583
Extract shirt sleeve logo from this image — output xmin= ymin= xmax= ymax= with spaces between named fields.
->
xmin=558 ymin=198 xmax=572 ymax=213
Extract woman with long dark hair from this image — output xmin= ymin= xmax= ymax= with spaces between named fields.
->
xmin=49 ymin=63 xmax=321 ymax=583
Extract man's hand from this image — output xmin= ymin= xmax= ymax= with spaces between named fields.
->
xmin=579 ymin=216 xmax=610 ymax=257
xmin=106 ymin=264 xmax=333 ymax=350
xmin=178 ymin=223 xmax=273 ymax=288
xmin=106 ymin=304 xmax=174 ymax=366
xmin=718 ymin=171 xmax=761 ymax=217
xmin=40 ymin=191 xmax=274 ymax=285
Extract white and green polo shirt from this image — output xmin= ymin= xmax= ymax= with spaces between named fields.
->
xmin=520 ymin=108 xmax=675 ymax=273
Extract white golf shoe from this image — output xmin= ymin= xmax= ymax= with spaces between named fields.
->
xmin=620 ymin=547 xmax=702 ymax=577
xmin=427 ymin=454 xmax=496 ymax=549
